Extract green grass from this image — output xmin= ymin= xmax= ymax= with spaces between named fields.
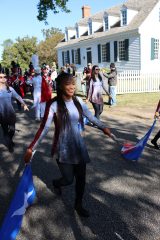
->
xmin=114 ymin=92 xmax=159 ymax=107
xmin=58 ymin=91 xmax=160 ymax=108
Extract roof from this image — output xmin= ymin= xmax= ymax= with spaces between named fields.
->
xmin=56 ymin=0 xmax=159 ymax=49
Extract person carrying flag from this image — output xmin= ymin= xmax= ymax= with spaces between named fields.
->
xmin=24 ymin=72 xmax=112 ymax=218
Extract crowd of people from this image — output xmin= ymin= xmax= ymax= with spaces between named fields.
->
xmin=0 ymin=58 xmax=159 ymax=219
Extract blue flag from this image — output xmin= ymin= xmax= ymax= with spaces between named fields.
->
xmin=121 ymin=120 xmax=156 ymax=161
xmin=0 ymin=164 xmax=36 ymax=240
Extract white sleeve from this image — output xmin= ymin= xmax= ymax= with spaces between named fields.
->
xmin=29 ymin=102 xmax=56 ymax=150
xmin=10 ymin=87 xmax=25 ymax=105
xmin=77 ymin=97 xmax=107 ymax=129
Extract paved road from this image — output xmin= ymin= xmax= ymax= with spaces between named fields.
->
xmin=0 ymin=98 xmax=160 ymax=240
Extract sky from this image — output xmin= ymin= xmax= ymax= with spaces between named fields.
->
xmin=0 ymin=0 xmax=124 ymax=60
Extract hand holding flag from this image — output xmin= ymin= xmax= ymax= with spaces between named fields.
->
xmin=24 ymin=148 xmax=34 ymax=164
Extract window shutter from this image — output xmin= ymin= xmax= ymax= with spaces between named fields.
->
xmin=151 ymin=38 xmax=155 ymax=60
xmin=72 ymin=49 xmax=74 ymax=63
xmin=78 ymin=48 xmax=81 ymax=64
xmin=62 ymin=51 xmax=64 ymax=66
xmin=114 ymin=41 xmax=118 ymax=62
xmin=67 ymin=50 xmax=70 ymax=64
xmin=106 ymin=42 xmax=110 ymax=62
xmin=124 ymin=39 xmax=129 ymax=61
xmin=97 ymin=44 xmax=101 ymax=63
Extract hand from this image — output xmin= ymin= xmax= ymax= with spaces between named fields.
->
xmin=23 ymin=105 xmax=29 ymax=111
xmin=154 ymin=111 xmax=160 ymax=119
xmin=24 ymin=148 xmax=32 ymax=164
xmin=103 ymin=128 xmax=111 ymax=137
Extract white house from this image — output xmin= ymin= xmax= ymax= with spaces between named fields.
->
xmin=56 ymin=0 xmax=160 ymax=73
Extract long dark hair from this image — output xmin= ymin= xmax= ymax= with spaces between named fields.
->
xmin=91 ymin=65 xmax=102 ymax=82
xmin=55 ymin=72 xmax=84 ymax=132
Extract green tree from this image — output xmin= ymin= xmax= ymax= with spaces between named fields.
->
xmin=1 ymin=39 xmax=14 ymax=49
xmin=37 ymin=0 xmax=70 ymax=23
xmin=2 ymin=36 xmax=38 ymax=70
xmin=37 ymin=27 xmax=64 ymax=66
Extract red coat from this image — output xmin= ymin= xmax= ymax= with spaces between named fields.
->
xmin=41 ymin=76 xmax=52 ymax=102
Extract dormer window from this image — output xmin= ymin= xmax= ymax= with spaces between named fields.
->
xmin=122 ymin=9 xmax=127 ymax=25
xmin=65 ymin=30 xmax=69 ymax=41
xmin=104 ymin=16 xmax=109 ymax=31
xmin=88 ymin=21 xmax=92 ymax=35
xmin=76 ymin=26 xmax=79 ymax=38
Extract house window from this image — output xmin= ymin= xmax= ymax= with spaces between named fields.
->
xmin=64 ymin=51 xmax=70 ymax=64
xmin=104 ymin=16 xmax=109 ymax=31
xmin=102 ymin=44 xmax=107 ymax=62
xmin=74 ymin=48 xmax=81 ymax=64
xmin=88 ymin=21 xmax=92 ymax=34
xmin=122 ymin=9 xmax=127 ymax=25
xmin=154 ymin=39 xmax=159 ymax=59
xmin=118 ymin=41 xmax=125 ymax=60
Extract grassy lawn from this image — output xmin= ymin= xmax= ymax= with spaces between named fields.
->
xmin=110 ymin=92 xmax=160 ymax=107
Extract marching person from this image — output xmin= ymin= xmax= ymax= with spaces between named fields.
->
xmin=10 ymin=71 xmax=25 ymax=111
xmin=87 ymin=65 xmax=111 ymax=120
xmin=0 ymin=72 xmax=29 ymax=152
xmin=29 ymin=67 xmax=52 ymax=121
xmin=24 ymin=72 xmax=112 ymax=218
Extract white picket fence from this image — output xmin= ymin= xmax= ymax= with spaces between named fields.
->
xmin=76 ymin=70 xmax=160 ymax=94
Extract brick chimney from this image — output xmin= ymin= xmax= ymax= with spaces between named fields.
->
xmin=82 ymin=5 xmax=91 ymax=18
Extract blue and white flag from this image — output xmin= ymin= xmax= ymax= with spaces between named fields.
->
xmin=0 ymin=164 xmax=36 ymax=240
xmin=121 ymin=120 xmax=156 ymax=161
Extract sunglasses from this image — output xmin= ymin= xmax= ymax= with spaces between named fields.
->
xmin=95 ymin=68 xmax=100 ymax=71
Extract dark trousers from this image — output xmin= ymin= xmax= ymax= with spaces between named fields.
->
xmin=152 ymin=130 xmax=160 ymax=142
xmin=1 ymin=122 xmax=15 ymax=143
xmin=92 ymin=102 xmax=103 ymax=119
xmin=54 ymin=162 xmax=86 ymax=203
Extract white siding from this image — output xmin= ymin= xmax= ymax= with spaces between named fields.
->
xmin=57 ymin=33 xmax=141 ymax=72
xmin=89 ymin=21 xmax=102 ymax=34
xmin=78 ymin=25 xmax=88 ymax=37
xmin=127 ymin=9 xmax=138 ymax=24
xmin=139 ymin=1 xmax=160 ymax=72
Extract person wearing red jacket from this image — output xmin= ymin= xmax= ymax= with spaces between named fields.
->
xmin=10 ymin=72 xmax=25 ymax=110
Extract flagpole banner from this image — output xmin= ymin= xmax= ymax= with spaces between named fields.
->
xmin=0 ymin=164 xmax=36 ymax=240
xmin=121 ymin=120 xmax=156 ymax=161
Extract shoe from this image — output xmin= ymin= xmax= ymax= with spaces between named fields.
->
xmin=75 ymin=204 xmax=90 ymax=218
xmin=52 ymin=180 xmax=62 ymax=196
xmin=151 ymin=140 xmax=160 ymax=149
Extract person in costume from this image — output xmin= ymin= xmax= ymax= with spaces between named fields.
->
xmin=0 ymin=73 xmax=29 ymax=152
xmin=24 ymin=72 xmax=112 ymax=218
xmin=28 ymin=67 xmax=51 ymax=121
xmin=87 ymin=65 xmax=111 ymax=120
xmin=10 ymin=70 xmax=25 ymax=111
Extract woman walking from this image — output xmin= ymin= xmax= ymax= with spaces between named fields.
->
xmin=24 ymin=72 xmax=112 ymax=217
xmin=87 ymin=65 xmax=110 ymax=119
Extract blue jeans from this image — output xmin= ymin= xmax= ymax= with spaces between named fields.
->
xmin=109 ymin=86 xmax=117 ymax=105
